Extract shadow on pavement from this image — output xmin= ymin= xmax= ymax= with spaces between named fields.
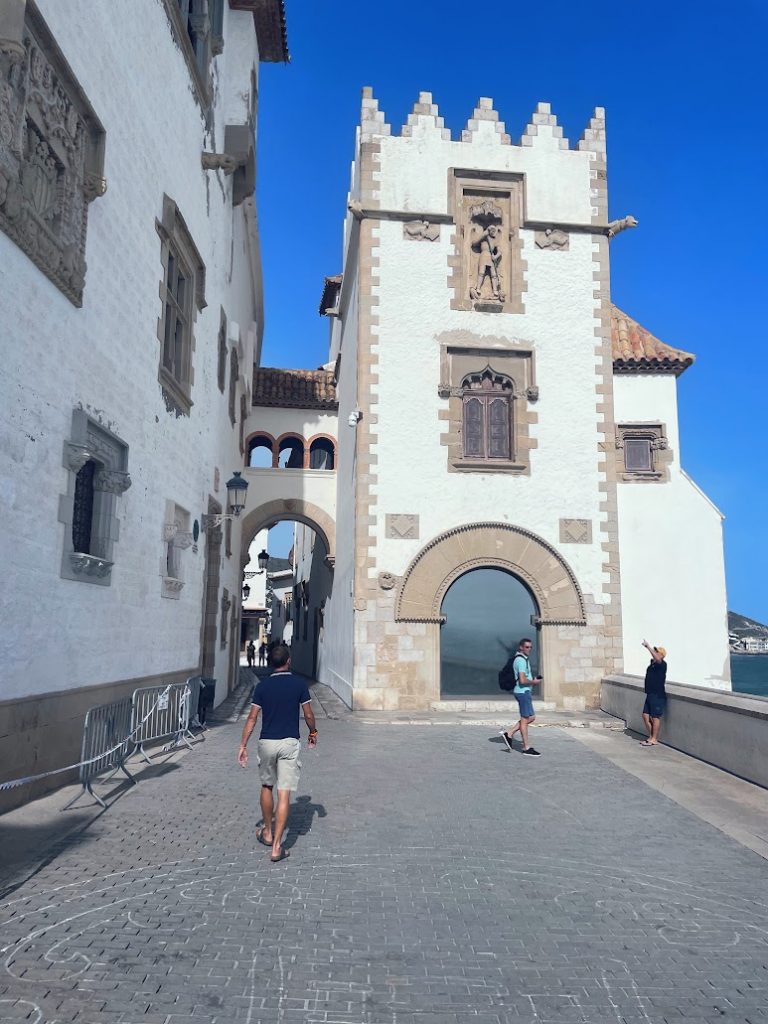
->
xmin=283 ymin=794 xmax=327 ymax=851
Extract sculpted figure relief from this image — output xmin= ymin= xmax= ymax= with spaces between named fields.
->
xmin=468 ymin=201 xmax=505 ymax=303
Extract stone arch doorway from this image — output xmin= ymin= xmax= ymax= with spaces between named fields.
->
xmin=440 ymin=568 xmax=540 ymax=698
xmin=239 ymin=499 xmax=336 ymax=681
xmin=395 ymin=522 xmax=586 ymax=705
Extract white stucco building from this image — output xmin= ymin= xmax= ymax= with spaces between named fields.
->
xmin=273 ymin=88 xmax=730 ymax=710
xmin=0 ymin=0 xmax=288 ymax=807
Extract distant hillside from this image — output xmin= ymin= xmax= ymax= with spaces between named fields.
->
xmin=729 ymin=611 xmax=768 ymax=638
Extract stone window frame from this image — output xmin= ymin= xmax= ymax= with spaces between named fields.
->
xmin=220 ymin=588 xmax=231 ymax=648
xmin=460 ymin=368 xmax=515 ymax=461
xmin=217 ymin=307 xmax=228 ymax=393
xmin=447 ymin=169 xmax=527 ymax=315
xmin=161 ymin=500 xmax=193 ymax=599
xmin=615 ymin=422 xmax=672 ymax=482
xmin=161 ymin=0 xmax=219 ymax=107
xmin=228 ymin=346 xmax=239 ymax=425
xmin=438 ymin=337 xmax=538 ymax=474
xmin=156 ymin=194 xmax=206 ymax=416
xmin=0 ymin=1 xmax=106 ymax=307
xmin=58 ymin=409 xmax=131 ymax=586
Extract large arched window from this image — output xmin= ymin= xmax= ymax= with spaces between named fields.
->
xmin=461 ymin=367 xmax=513 ymax=461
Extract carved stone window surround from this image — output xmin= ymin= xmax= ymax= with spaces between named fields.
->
xmin=615 ymin=422 xmax=672 ymax=482
xmin=0 ymin=1 xmax=106 ymax=307
xmin=58 ymin=409 xmax=131 ymax=586
xmin=447 ymin=169 xmax=527 ymax=315
xmin=161 ymin=501 xmax=192 ymax=599
xmin=161 ymin=0 xmax=212 ymax=107
xmin=156 ymin=194 xmax=206 ymax=417
xmin=437 ymin=334 xmax=538 ymax=474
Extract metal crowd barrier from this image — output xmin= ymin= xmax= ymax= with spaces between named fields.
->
xmin=63 ymin=695 xmax=136 ymax=810
xmin=131 ymin=680 xmax=196 ymax=763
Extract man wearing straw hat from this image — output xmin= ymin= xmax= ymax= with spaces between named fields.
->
xmin=640 ymin=639 xmax=667 ymax=746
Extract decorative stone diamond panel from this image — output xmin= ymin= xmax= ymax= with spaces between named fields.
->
xmin=559 ymin=518 xmax=592 ymax=544
xmin=385 ymin=514 xmax=419 ymax=540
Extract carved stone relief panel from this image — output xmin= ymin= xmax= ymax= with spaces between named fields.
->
xmin=403 ymin=220 xmax=440 ymax=242
xmin=535 ymin=228 xmax=569 ymax=250
xmin=559 ymin=519 xmax=592 ymax=544
xmin=0 ymin=4 xmax=105 ymax=306
xmin=385 ymin=514 xmax=420 ymax=540
xmin=448 ymin=172 xmax=526 ymax=314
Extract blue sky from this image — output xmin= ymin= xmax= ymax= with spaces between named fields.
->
xmin=256 ymin=0 xmax=768 ymax=621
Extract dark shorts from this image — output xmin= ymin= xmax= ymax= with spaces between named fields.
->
xmin=515 ymin=691 xmax=535 ymax=719
xmin=643 ymin=694 xmax=666 ymax=719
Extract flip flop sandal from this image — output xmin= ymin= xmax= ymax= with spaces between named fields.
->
xmin=270 ymin=850 xmax=290 ymax=863
xmin=257 ymin=829 xmax=272 ymax=847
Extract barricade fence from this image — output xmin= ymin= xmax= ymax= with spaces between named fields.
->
xmin=0 ymin=677 xmax=208 ymax=807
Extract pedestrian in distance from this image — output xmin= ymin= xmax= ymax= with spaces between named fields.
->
xmin=500 ymin=638 xmax=543 ymax=756
xmin=246 ymin=640 xmax=256 ymax=668
xmin=640 ymin=639 xmax=667 ymax=746
xmin=237 ymin=643 xmax=317 ymax=862
xmin=258 ymin=641 xmax=267 ymax=667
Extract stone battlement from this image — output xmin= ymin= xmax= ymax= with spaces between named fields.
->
xmin=359 ymin=87 xmax=606 ymax=157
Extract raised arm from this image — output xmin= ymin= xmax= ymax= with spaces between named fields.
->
xmin=642 ymin=639 xmax=663 ymax=663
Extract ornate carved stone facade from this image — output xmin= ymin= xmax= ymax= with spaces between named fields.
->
xmin=0 ymin=2 xmax=105 ymax=306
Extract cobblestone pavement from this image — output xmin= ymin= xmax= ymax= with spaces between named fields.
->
xmin=1 ymin=713 xmax=768 ymax=1024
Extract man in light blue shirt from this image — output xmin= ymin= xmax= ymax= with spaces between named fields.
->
xmin=500 ymin=638 xmax=542 ymax=756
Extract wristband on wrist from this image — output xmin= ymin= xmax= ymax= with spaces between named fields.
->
xmin=309 ymin=729 xmax=318 ymax=736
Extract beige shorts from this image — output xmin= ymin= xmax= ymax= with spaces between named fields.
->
xmin=257 ymin=737 xmax=302 ymax=791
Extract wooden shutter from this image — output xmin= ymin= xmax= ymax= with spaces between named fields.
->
xmin=464 ymin=397 xmax=484 ymax=457
xmin=488 ymin=397 xmax=511 ymax=459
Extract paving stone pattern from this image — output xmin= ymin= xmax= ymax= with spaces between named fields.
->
xmin=1 ymin=717 xmax=767 ymax=1024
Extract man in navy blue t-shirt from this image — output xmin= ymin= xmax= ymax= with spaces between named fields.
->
xmin=238 ymin=644 xmax=317 ymax=862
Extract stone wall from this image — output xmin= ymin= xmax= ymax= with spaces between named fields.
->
xmin=602 ymin=675 xmax=766 ymax=787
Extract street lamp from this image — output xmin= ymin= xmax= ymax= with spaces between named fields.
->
xmin=257 ymin=548 xmax=269 ymax=572
xmin=201 ymin=471 xmax=249 ymax=532
xmin=242 ymin=583 xmax=251 ymax=601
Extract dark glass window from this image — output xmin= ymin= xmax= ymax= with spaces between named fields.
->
xmin=72 ymin=460 xmax=96 ymax=554
xmin=625 ymin=438 xmax=652 ymax=472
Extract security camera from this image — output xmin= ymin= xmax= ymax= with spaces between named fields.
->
xmin=347 ymin=409 xmax=362 ymax=427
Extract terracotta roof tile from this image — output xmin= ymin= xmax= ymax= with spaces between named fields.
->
xmin=611 ymin=305 xmax=695 ymax=376
xmin=252 ymin=367 xmax=337 ymax=410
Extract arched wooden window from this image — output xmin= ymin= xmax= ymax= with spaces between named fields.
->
xmin=461 ymin=368 xmax=513 ymax=461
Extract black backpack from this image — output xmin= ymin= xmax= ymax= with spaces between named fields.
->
xmin=498 ymin=658 xmax=516 ymax=691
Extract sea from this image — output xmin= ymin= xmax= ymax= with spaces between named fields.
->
xmin=730 ymin=654 xmax=768 ymax=698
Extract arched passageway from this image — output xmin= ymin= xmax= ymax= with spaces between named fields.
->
xmin=440 ymin=568 xmax=540 ymax=697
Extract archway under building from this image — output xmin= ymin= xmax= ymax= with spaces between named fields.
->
xmin=239 ymin=499 xmax=337 ymax=681
xmin=440 ymin=568 xmax=540 ymax=698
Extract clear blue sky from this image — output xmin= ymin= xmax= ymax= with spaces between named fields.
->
xmin=256 ymin=1 xmax=768 ymax=621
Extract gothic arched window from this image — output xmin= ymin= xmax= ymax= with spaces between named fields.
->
xmin=461 ymin=368 xmax=513 ymax=461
